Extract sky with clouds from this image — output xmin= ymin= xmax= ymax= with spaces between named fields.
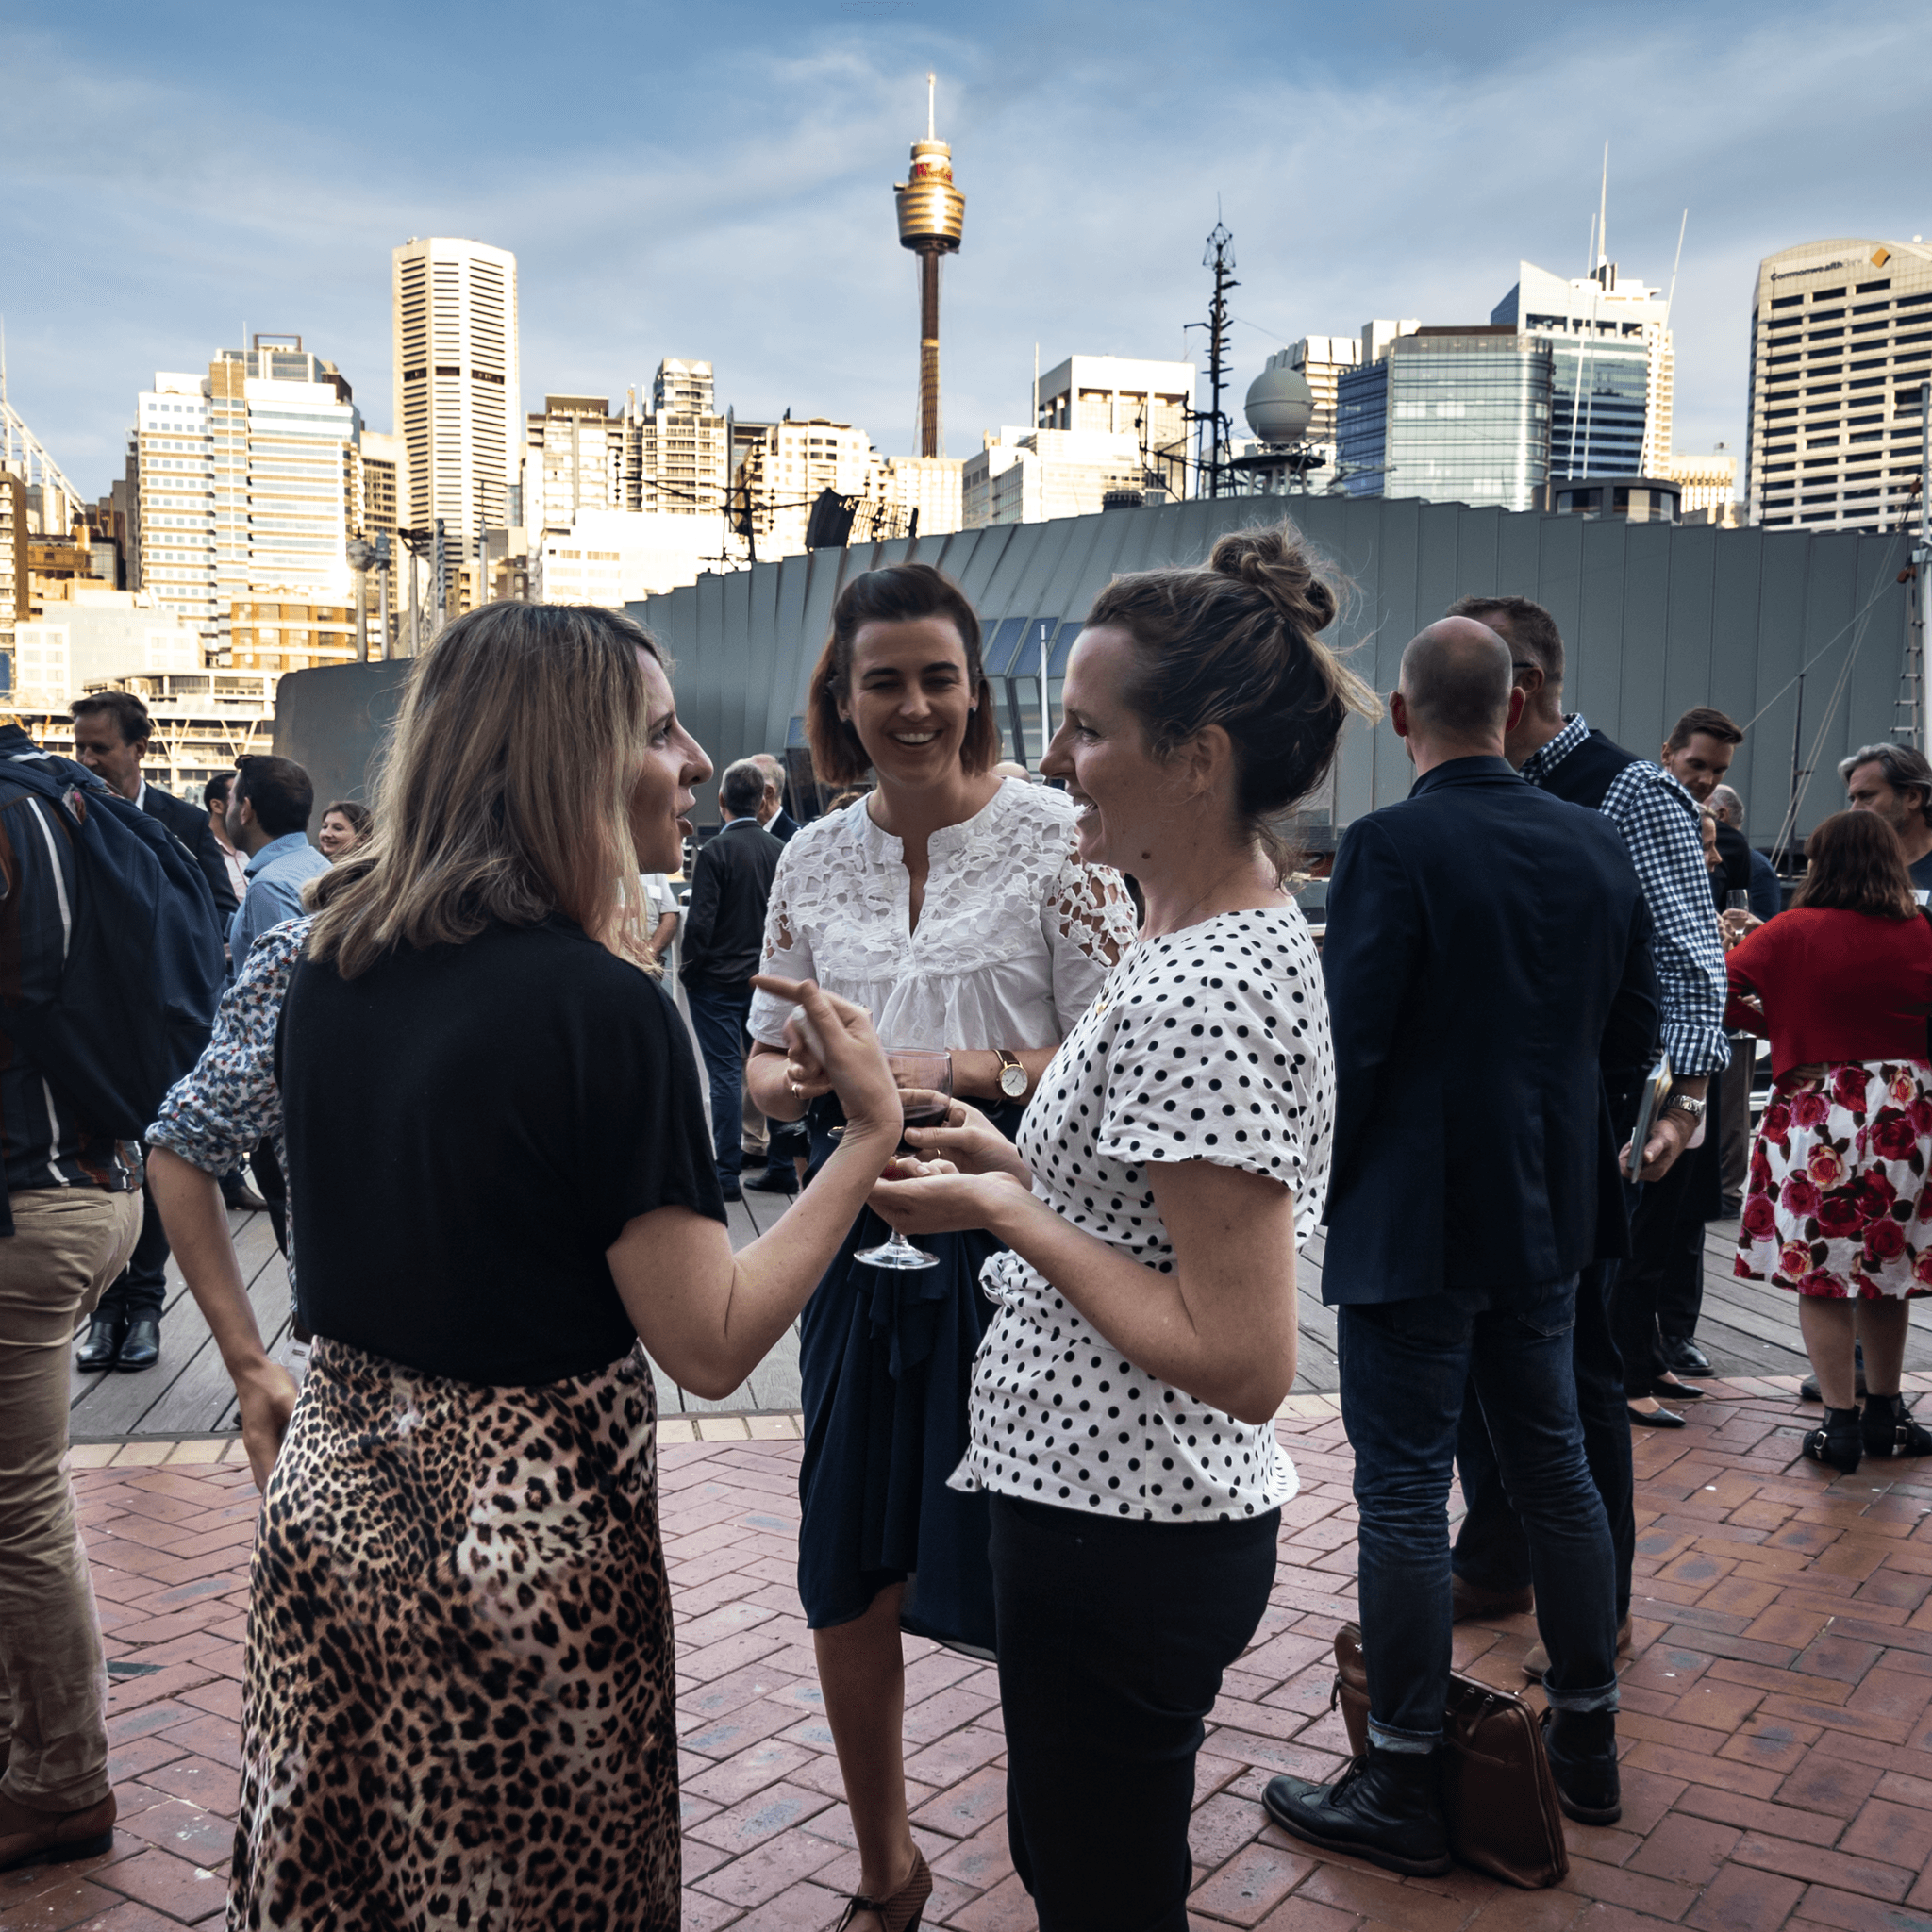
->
xmin=1 ymin=0 xmax=1921 ymax=499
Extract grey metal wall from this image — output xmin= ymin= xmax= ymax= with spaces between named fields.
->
xmin=272 ymin=497 xmax=1915 ymax=852
xmin=635 ymin=497 xmax=1915 ymax=851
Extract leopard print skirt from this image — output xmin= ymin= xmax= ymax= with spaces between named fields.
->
xmin=230 ymin=1336 xmax=677 ymax=1930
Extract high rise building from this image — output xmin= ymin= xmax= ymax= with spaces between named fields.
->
xmin=391 ymin=237 xmax=520 ymax=610
xmin=1033 ymin=356 xmax=1191 ymax=498
xmin=353 ymin=428 xmax=404 ymax=543
xmin=962 ymin=427 xmax=1150 ymax=526
xmin=1746 ymin=238 xmax=1932 ymax=533
xmin=1337 ymin=328 xmax=1552 ymax=511
xmin=630 ymin=360 xmax=728 ymax=518
xmin=524 ymin=396 xmax=626 ymax=536
xmin=0 ymin=471 xmax=26 ymax=690
xmin=1492 ymin=260 xmax=1673 ymax=478
xmin=881 ymin=455 xmax=964 ymax=536
xmin=530 ymin=508 xmax=744 ymax=607
xmin=1664 ymin=446 xmax=1738 ymax=517
xmin=11 ymin=585 xmax=202 ymax=712
xmin=733 ymin=418 xmax=885 ymax=557
xmin=1287 ymin=335 xmax=1374 ymax=448
xmin=131 ymin=339 xmax=360 ymax=653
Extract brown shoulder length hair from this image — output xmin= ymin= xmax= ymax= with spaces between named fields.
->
xmin=1791 ymin=809 xmax=1917 ymax=921
xmin=306 ymin=601 xmax=667 ymax=979
xmin=805 ymin=562 xmax=999 ymax=787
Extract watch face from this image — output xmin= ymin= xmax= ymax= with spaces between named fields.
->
xmin=1000 ymin=1064 xmax=1028 ymax=1097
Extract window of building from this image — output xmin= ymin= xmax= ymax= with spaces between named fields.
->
xmin=1771 ymin=294 xmax=1804 ymax=309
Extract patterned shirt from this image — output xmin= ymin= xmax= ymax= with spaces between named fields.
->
xmin=0 ymin=731 xmax=141 ymax=1197
xmin=147 ymin=917 xmax=308 ymax=1288
xmin=1521 ymin=713 xmax=1729 ymax=1076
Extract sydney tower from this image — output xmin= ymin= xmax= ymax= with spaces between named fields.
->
xmin=892 ymin=75 xmax=965 ymax=458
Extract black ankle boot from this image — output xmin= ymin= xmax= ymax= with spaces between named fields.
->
xmin=1861 ymin=1392 xmax=1932 ymax=1459
xmin=1263 ymin=1741 xmax=1449 ymax=1875
xmin=75 ymin=1314 xmax=125 ymax=1372
xmin=1803 ymin=1406 xmax=1863 ymax=1474
xmin=1542 ymin=1707 xmax=1622 ymax=1824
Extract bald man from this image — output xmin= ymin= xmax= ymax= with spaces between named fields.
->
xmin=1265 ymin=619 xmax=1657 ymax=1868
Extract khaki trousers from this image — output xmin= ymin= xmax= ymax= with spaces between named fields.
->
xmin=0 ymin=1184 xmax=143 ymax=1807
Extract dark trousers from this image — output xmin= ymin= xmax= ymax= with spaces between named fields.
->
xmin=1453 ymin=1256 xmax=1635 ymax=1624
xmin=685 ymin=981 xmax=754 ymax=1177
xmin=1616 ymin=1137 xmax=1702 ymax=1393
xmin=1340 ymin=1279 xmax=1619 ymax=1746
xmin=989 ymin=1493 xmax=1277 ymax=1932
xmin=95 ymin=1163 xmax=168 ymax=1323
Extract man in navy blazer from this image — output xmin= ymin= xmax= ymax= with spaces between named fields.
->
xmin=1265 ymin=619 xmax=1656 ymax=1873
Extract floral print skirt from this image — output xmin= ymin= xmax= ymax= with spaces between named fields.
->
xmin=1735 ymin=1058 xmax=1932 ymax=1301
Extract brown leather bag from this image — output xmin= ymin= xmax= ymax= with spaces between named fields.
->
xmin=1330 ymin=1622 xmax=1570 ymax=1890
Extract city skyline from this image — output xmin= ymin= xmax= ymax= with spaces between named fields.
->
xmin=1 ymin=0 xmax=1921 ymax=502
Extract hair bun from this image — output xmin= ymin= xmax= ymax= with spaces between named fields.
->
xmin=1208 ymin=525 xmax=1338 ymax=636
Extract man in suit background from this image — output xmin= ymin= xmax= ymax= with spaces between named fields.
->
xmin=71 ymin=694 xmax=237 ymax=930
xmin=751 ymin=752 xmax=801 ymax=844
xmin=681 ymin=759 xmax=788 ymax=1203
xmin=69 ymin=692 xmax=234 ymax=1374
xmin=1265 ymin=618 xmax=1653 ymax=1871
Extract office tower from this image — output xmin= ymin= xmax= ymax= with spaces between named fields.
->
xmin=531 ymin=508 xmax=743 ymax=607
xmin=1746 ymin=238 xmax=1932 ymax=532
xmin=1337 ymin=328 xmax=1552 ymax=511
xmin=354 ymin=428 xmax=404 ymax=543
xmin=1492 ymin=260 xmax=1673 ymax=478
xmin=733 ymin=418 xmax=886 ymax=557
xmin=524 ymin=396 xmax=626 ymax=537
xmin=629 ymin=360 xmax=728 ymax=517
xmin=1665 ymin=447 xmax=1738 ymax=517
xmin=1032 ymin=356 xmax=1192 ymax=497
xmin=131 ymin=339 xmax=360 ymax=654
xmin=0 ymin=472 xmax=25 ymax=688
xmin=1286 ymin=336 xmax=1367 ymax=448
xmin=962 ymin=427 xmax=1152 ymax=526
xmin=893 ymin=75 xmax=965 ymax=457
xmin=881 ymin=455 xmax=963 ymax=535
xmin=391 ymin=237 xmax=520 ymax=612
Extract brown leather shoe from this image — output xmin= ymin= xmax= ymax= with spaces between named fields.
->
xmin=0 ymin=1788 xmax=116 ymax=1872
xmin=1450 ymin=1573 xmax=1534 ymax=1622
xmin=1521 ymin=1614 xmax=1634 ymax=1680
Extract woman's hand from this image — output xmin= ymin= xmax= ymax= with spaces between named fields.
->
xmin=751 ymin=977 xmax=897 ymax=1141
xmin=233 ymin=1357 xmax=298 ymax=1492
xmin=902 ymin=1100 xmax=1033 ymax=1184
xmin=871 ymin=1166 xmax=1034 ymax=1236
xmin=1720 ymin=908 xmax=1762 ymax=949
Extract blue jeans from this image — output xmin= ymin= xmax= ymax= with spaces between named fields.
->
xmin=685 ymin=981 xmax=753 ymax=1176
xmin=1339 ymin=1277 xmax=1619 ymax=1751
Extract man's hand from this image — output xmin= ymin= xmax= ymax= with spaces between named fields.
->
xmin=1622 ymin=1106 xmax=1698 ymax=1184
xmin=234 ymin=1359 xmax=298 ymax=1492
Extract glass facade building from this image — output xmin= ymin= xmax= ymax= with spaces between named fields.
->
xmin=1336 ymin=361 xmax=1390 ymax=497
xmin=1380 ymin=331 xmax=1551 ymax=512
xmin=1545 ymin=338 xmax=1650 ymax=478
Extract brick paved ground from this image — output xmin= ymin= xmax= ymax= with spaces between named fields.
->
xmin=9 ymin=1372 xmax=1932 ymax=1931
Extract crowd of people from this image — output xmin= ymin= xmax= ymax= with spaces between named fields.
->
xmin=1 ymin=528 xmax=1928 ymax=1929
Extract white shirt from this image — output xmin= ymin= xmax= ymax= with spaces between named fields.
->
xmin=746 ymin=780 xmax=1136 ymax=1052
xmin=951 ymin=904 xmax=1335 ymax=1522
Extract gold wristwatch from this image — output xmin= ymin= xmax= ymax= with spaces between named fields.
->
xmin=995 ymin=1049 xmax=1028 ymax=1100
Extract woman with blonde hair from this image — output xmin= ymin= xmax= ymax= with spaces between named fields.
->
xmin=234 ymin=600 xmax=906 ymax=1928
xmin=874 ymin=524 xmax=1377 ymax=1929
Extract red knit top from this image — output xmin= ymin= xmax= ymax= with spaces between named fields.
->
xmin=1724 ymin=907 xmax=1932 ymax=1080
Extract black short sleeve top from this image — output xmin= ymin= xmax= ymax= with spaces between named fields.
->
xmin=278 ymin=917 xmax=724 ymax=1385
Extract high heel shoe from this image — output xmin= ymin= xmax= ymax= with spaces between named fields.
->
xmin=1861 ymin=1392 xmax=1932 ymax=1460
xmin=1803 ymin=1405 xmax=1863 ymax=1474
xmin=1627 ymin=1403 xmax=1686 ymax=1429
xmin=834 ymin=1846 xmax=932 ymax=1932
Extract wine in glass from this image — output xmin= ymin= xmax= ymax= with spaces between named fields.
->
xmin=853 ymin=1049 xmax=953 ymax=1273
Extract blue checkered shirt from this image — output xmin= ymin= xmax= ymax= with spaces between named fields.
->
xmin=1522 ymin=715 xmax=1730 ymax=1077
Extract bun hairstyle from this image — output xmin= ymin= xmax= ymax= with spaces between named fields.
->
xmin=1084 ymin=521 xmax=1380 ymax=876
xmin=806 ymin=562 xmax=1000 ymax=786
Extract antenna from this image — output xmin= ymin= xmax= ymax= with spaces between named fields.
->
xmin=926 ymin=71 xmax=935 ymax=142
xmin=1185 ymin=217 xmax=1238 ymax=498
xmin=1583 ymin=211 xmax=1596 ymax=279
xmin=1662 ymin=208 xmax=1690 ymax=330
xmin=1597 ymin=142 xmax=1609 ymax=274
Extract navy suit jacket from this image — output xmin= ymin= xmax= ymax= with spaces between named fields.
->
xmin=1319 ymin=756 xmax=1658 ymax=1306
xmin=142 ymin=781 xmax=239 ymax=929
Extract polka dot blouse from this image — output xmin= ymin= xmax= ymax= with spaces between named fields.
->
xmin=950 ymin=905 xmax=1334 ymax=1522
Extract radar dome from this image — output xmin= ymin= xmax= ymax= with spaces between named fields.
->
xmin=1244 ymin=362 xmax=1314 ymax=445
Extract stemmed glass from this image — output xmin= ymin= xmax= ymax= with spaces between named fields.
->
xmin=853 ymin=1050 xmax=953 ymax=1272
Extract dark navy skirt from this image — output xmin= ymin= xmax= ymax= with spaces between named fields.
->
xmin=794 ymin=1098 xmax=1020 ymax=1657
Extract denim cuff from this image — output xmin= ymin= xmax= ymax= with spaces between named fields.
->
xmin=1366 ymin=1719 xmax=1441 ymax=1754
xmin=1542 ymin=1677 xmax=1620 ymax=1715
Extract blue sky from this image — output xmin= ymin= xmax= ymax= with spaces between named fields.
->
xmin=1 ymin=0 xmax=1921 ymax=497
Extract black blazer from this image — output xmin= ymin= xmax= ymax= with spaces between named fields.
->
xmin=680 ymin=818 xmax=785 ymax=989
xmin=767 ymin=809 xmax=801 ymax=845
xmin=142 ymin=781 xmax=239 ymax=926
xmin=1319 ymin=756 xmax=1658 ymax=1306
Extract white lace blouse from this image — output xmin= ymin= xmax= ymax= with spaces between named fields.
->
xmin=746 ymin=780 xmax=1136 ymax=1053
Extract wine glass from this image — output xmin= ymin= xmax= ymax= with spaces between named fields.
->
xmin=853 ymin=1049 xmax=953 ymax=1273
xmin=1722 ymin=887 xmax=1752 ymax=950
